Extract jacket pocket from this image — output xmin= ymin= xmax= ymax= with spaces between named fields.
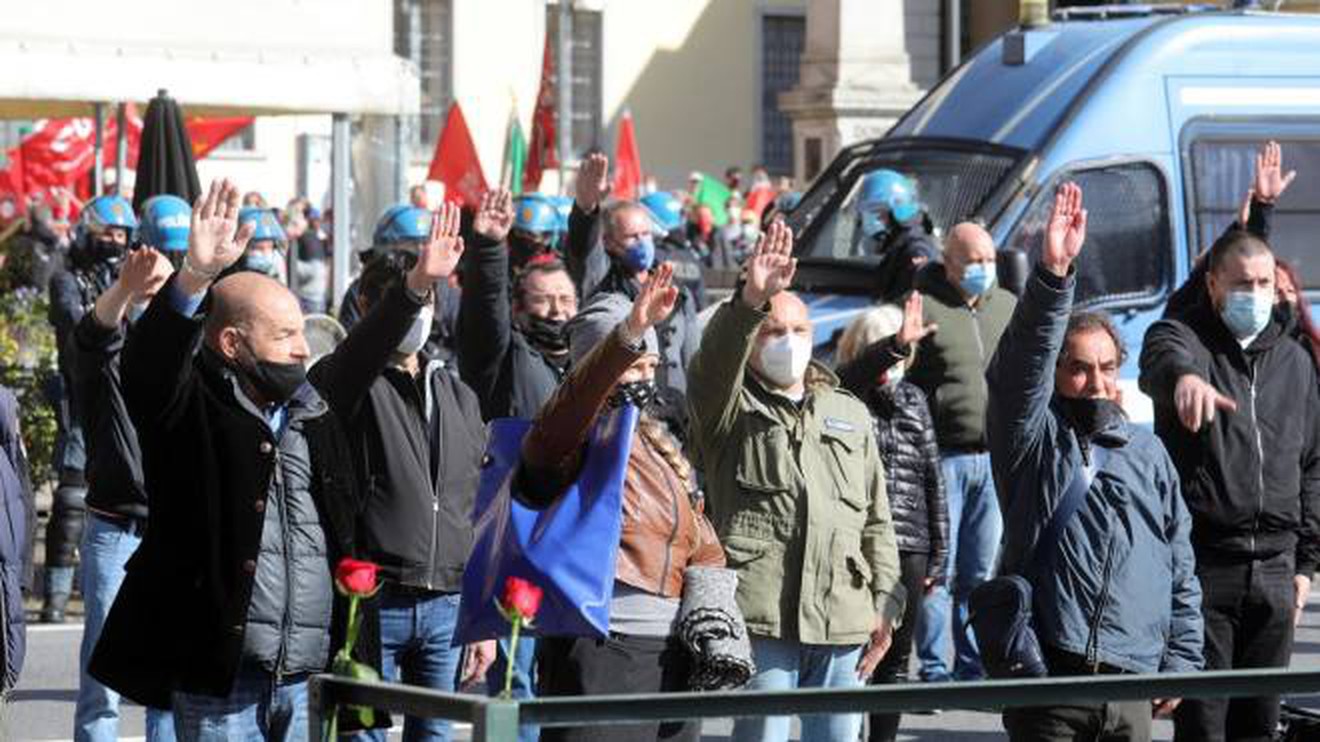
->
xmin=723 ymin=534 xmax=782 ymax=631
xmin=821 ymin=427 xmax=868 ymax=511
xmin=735 ymin=428 xmax=795 ymax=495
xmin=826 ymin=539 xmax=876 ymax=638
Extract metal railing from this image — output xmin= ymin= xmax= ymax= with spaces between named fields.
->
xmin=308 ymin=667 xmax=1320 ymax=741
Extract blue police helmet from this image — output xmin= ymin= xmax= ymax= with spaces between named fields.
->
xmin=79 ymin=195 xmax=138 ymax=241
xmin=238 ymin=207 xmax=287 ymax=244
xmin=373 ymin=204 xmax=432 ymax=248
xmin=513 ymin=194 xmax=561 ymax=235
xmin=857 ymin=169 xmax=921 ymax=228
xmin=138 ymin=195 xmax=192 ymax=252
xmin=547 ymin=195 xmax=574 ymax=234
xmin=640 ymin=191 xmax=685 ymax=233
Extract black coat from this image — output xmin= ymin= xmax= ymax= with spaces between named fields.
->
xmin=71 ymin=314 xmax=147 ymax=519
xmin=838 ymin=345 xmax=949 ymax=580
xmin=456 ymin=234 xmax=565 ymax=420
xmin=1140 ymin=294 xmax=1320 ymax=576
xmin=311 ymin=282 xmax=486 ymax=591
xmin=90 ymin=278 xmax=383 ymax=721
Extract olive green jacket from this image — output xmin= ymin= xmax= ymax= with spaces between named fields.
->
xmin=907 ymin=267 xmax=1017 ymax=450
xmin=687 ymin=299 xmax=904 ymax=646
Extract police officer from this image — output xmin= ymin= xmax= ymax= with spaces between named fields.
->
xmin=641 ymin=190 xmax=707 ymax=311
xmin=854 ymin=169 xmax=940 ymax=302
xmin=338 ymin=204 xmax=461 ymax=365
xmin=44 ymin=195 xmax=138 ymax=622
xmin=228 ymin=207 xmax=288 ymax=282
xmin=508 ymin=194 xmax=563 ymax=274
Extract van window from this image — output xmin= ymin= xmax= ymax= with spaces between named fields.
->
xmin=1009 ymin=162 xmax=1171 ymax=306
xmin=1190 ymin=138 xmax=1320 ymax=290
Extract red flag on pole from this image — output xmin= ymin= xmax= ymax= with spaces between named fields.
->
xmin=524 ymin=34 xmax=558 ymax=193
xmin=610 ymin=110 xmax=642 ymax=201
xmin=428 ymin=102 xmax=488 ymax=208
xmin=187 ymin=117 xmax=255 ymax=160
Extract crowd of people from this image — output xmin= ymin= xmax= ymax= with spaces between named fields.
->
xmin=0 ymin=139 xmax=1311 ymax=742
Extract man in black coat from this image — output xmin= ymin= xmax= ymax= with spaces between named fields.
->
xmin=1140 ymin=224 xmax=1320 ymax=742
xmin=458 ymin=189 xmax=576 ymax=421
xmin=311 ymin=203 xmax=493 ymax=741
xmin=90 ymin=180 xmax=386 ymax=740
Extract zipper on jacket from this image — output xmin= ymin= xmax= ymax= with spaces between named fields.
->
xmin=272 ymin=446 xmax=293 ymax=683
xmin=1248 ymin=360 xmax=1266 ymax=554
xmin=426 ymin=496 xmax=439 ymax=591
xmin=1085 ymin=530 xmax=1116 ymax=671
xmin=970 ymin=307 xmax=989 ymax=400
xmin=642 ymin=439 xmax=682 ymax=595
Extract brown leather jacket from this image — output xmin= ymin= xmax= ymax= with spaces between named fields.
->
xmin=521 ymin=323 xmax=724 ymax=598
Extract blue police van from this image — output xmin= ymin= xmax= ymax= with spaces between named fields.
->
xmin=786 ymin=5 xmax=1320 ymax=424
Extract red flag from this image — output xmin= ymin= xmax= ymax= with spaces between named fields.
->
xmin=524 ymin=34 xmax=558 ymax=193
xmin=745 ymin=185 xmax=777 ymax=218
xmin=187 ymin=117 xmax=255 ymax=160
xmin=610 ymin=111 xmax=642 ymax=201
xmin=428 ymin=102 xmax=488 ymax=208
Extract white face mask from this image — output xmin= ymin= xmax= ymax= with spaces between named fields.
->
xmin=756 ymin=333 xmax=813 ymax=389
xmin=398 ymin=304 xmax=434 ymax=355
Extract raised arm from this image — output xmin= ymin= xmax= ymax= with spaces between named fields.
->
xmin=314 ymin=204 xmax=464 ymax=420
xmin=566 ymin=153 xmax=611 ymax=297
xmin=985 ymin=182 xmax=1085 ymax=473
xmin=123 ymin=179 xmax=254 ymax=429
xmin=837 ymin=291 xmax=936 ymax=398
xmin=519 ymin=264 xmax=679 ymax=507
xmin=457 ymin=190 xmax=516 ymax=418
xmin=687 ymin=221 xmax=796 ymax=451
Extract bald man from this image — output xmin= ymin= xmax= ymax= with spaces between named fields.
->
xmin=89 ymin=180 xmax=387 ymax=741
xmin=689 ymin=222 xmax=902 ymax=742
xmin=890 ymin=221 xmax=1018 ymax=685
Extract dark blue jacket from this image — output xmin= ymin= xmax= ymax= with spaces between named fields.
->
xmin=986 ymin=266 xmax=1203 ymax=674
xmin=0 ymin=388 xmax=28 ymax=691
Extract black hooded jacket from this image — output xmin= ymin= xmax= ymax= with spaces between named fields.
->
xmin=1139 ymin=295 xmax=1320 ymax=576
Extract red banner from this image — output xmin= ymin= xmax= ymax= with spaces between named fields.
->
xmin=428 ymin=102 xmax=488 ymax=208
xmin=524 ymin=34 xmax=558 ymax=193
xmin=610 ymin=111 xmax=642 ymax=202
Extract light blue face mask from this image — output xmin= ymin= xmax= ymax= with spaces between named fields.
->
xmin=861 ymin=210 xmax=888 ymax=239
xmin=245 ymin=251 xmax=276 ymax=276
xmin=1220 ymin=290 xmax=1273 ymax=339
xmin=960 ymin=262 xmax=997 ymax=297
xmin=620 ymin=236 xmax=656 ymax=274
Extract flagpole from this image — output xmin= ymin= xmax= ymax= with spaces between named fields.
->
xmin=115 ymin=102 xmax=127 ymax=196
xmin=93 ymin=104 xmax=105 ymax=198
xmin=556 ymin=0 xmax=573 ymax=194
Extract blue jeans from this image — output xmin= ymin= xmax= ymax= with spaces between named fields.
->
xmin=486 ymin=634 xmax=537 ymax=742
xmin=916 ymin=451 xmax=1001 ymax=682
xmin=75 ymin=513 xmax=175 ymax=742
xmin=172 ymin=666 xmax=307 ymax=742
xmin=731 ymin=637 xmax=864 ymax=742
xmin=356 ymin=590 xmax=463 ymax=742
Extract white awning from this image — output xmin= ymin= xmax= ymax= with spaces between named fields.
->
xmin=0 ymin=36 xmax=420 ymax=118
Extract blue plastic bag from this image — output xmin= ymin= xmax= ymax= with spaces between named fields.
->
xmin=454 ymin=405 xmax=637 ymax=643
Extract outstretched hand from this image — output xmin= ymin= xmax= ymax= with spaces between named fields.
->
xmin=740 ymin=219 xmax=797 ymax=307
xmin=1043 ymin=181 xmax=1086 ymax=277
xmin=895 ymin=291 xmax=937 ymax=348
xmin=185 ymin=179 xmax=255 ymax=289
xmin=575 ymin=153 xmax=611 ymax=213
xmin=474 ymin=188 xmax=514 ymax=243
xmin=625 ymin=262 xmax=679 ymax=338
xmin=1254 ymin=140 xmax=1297 ymax=204
xmin=1174 ymin=374 xmax=1237 ymax=433
xmin=407 ymin=202 xmax=465 ymax=294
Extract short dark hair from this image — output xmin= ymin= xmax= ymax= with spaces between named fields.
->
xmin=1062 ymin=310 xmax=1127 ymax=366
xmin=358 ymin=250 xmax=416 ymax=309
xmin=1207 ymin=228 xmax=1272 ymax=275
xmin=513 ymin=259 xmax=573 ymax=306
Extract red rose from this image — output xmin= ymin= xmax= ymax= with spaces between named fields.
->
xmin=335 ymin=558 xmax=380 ymax=597
xmin=500 ymin=576 xmax=543 ymax=621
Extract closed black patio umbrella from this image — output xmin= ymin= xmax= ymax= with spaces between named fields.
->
xmin=132 ymin=89 xmax=202 ymax=213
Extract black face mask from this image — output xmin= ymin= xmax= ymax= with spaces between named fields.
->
xmin=1057 ymin=396 xmax=1125 ymax=440
xmin=520 ymin=313 xmax=568 ymax=356
xmin=236 ymin=342 xmax=306 ymax=406
xmin=92 ymin=238 xmax=126 ymax=267
xmin=607 ymin=380 xmax=658 ymax=411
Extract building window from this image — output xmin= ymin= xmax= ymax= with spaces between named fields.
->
xmin=1190 ymin=135 xmax=1320 ymax=290
xmin=761 ymin=14 xmax=805 ymax=177
xmin=1012 ymin=161 xmax=1171 ymax=306
xmin=394 ymin=0 xmax=453 ymax=153
xmin=212 ymin=123 xmax=257 ymax=153
xmin=546 ymin=4 xmax=603 ymax=158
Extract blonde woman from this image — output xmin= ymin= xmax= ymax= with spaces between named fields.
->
xmin=836 ymin=297 xmax=948 ymax=742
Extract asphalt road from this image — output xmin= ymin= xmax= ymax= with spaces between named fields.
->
xmin=12 ymin=599 xmax=1320 ymax=741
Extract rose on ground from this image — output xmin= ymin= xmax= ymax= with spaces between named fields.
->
xmin=335 ymin=558 xmax=380 ymax=597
